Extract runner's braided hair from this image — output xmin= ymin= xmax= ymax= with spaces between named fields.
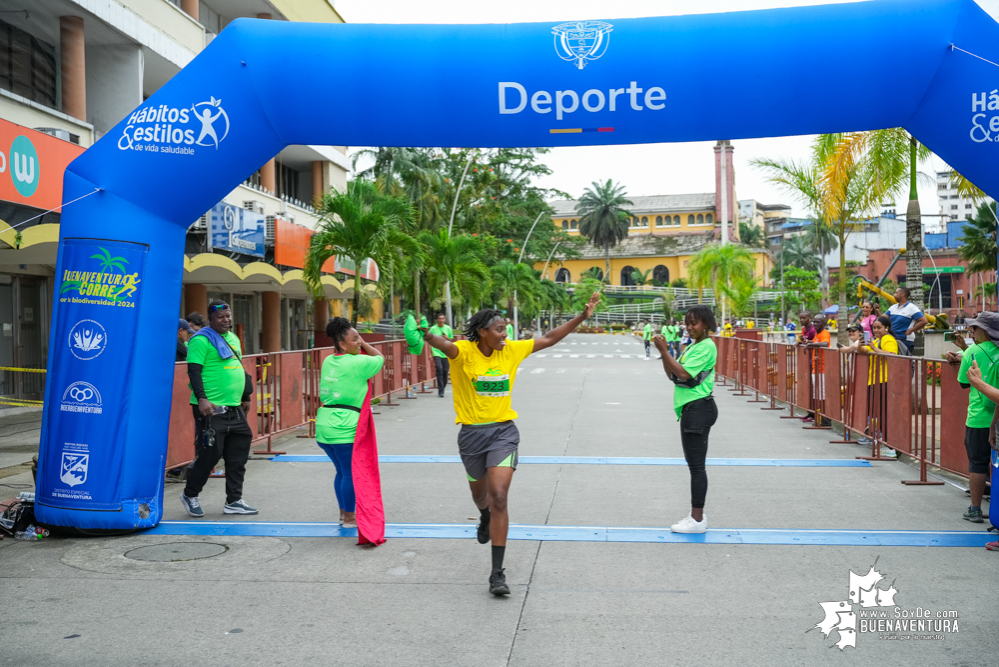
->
xmin=464 ymin=309 xmax=504 ymax=342
xmin=325 ymin=316 xmax=353 ymax=352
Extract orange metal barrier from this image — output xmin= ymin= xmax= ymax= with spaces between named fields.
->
xmin=166 ymin=340 xmax=438 ymax=469
xmin=711 ymin=335 xmax=971 ymax=483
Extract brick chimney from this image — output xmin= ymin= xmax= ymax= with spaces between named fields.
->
xmin=714 ymin=141 xmax=737 ymax=242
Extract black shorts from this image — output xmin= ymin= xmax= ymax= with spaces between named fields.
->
xmin=965 ymin=427 xmax=991 ymax=474
xmin=457 ymin=421 xmax=520 ymax=481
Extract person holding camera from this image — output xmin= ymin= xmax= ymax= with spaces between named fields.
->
xmin=180 ymin=300 xmax=257 ymax=517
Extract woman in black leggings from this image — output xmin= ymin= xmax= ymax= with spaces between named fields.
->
xmin=653 ymin=305 xmax=718 ymax=534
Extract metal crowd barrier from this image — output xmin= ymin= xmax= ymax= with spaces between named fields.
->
xmin=713 ymin=333 xmax=970 ymax=485
xmin=166 ymin=339 xmax=438 ymax=470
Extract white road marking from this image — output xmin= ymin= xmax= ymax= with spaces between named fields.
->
xmin=557 ymin=368 xmax=566 ymax=374
xmin=530 ymin=368 xmax=546 ymax=374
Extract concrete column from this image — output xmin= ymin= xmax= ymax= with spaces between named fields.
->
xmin=184 ymin=283 xmax=208 ymax=318
xmin=312 ymin=161 xmax=324 ymax=206
xmin=60 ymin=16 xmax=86 ymax=121
xmin=260 ymin=158 xmax=276 ymax=195
xmin=262 ymin=291 xmax=281 ymax=352
xmin=181 ymin=0 xmax=199 ymax=20
xmin=313 ymin=297 xmax=329 ymax=334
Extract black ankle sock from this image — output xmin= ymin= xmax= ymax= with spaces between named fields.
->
xmin=491 ymin=545 xmax=505 ymax=573
xmin=479 ymin=506 xmax=491 ymax=523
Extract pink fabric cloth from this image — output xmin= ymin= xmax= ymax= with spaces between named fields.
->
xmin=352 ymin=380 xmax=385 ymax=546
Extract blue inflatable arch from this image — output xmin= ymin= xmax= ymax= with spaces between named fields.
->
xmin=38 ymin=0 xmax=999 ymax=530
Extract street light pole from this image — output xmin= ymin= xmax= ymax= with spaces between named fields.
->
xmin=444 ymin=153 xmax=475 ymax=327
xmin=513 ymin=211 xmax=545 ymax=337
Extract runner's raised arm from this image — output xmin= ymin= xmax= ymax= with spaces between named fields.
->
xmin=532 ymin=291 xmax=601 ymax=352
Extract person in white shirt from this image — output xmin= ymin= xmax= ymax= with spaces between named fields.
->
xmin=886 ymin=287 xmax=929 ymax=353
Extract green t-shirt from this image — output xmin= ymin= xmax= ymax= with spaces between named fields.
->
xmin=664 ymin=325 xmax=679 ymax=342
xmin=643 ymin=324 xmax=653 ymax=341
xmin=660 ymin=325 xmax=669 ymax=339
xmin=428 ymin=324 xmax=453 ymax=358
xmin=187 ymin=331 xmax=245 ymax=406
xmin=958 ymin=341 xmax=999 ymax=428
xmin=673 ymin=338 xmax=717 ymax=419
xmin=506 ymin=324 xmax=515 ymax=340
xmin=316 ymin=353 xmax=386 ymax=444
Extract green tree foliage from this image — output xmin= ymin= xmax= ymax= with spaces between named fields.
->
xmin=687 ymin=244 xmax=755 ymax=312
xmin=630 ymin=267 xmax=653 ymax=286
xmin=958 ymin=201 xmax=998 ymax=274
xmin=738 ymin=222 xmax=766 ymax=248
xmin=306 ymin=182 xmax=417 ymax=326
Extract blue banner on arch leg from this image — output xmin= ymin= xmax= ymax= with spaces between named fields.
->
xmin=36 ymin=239 xmax=147 ymax=515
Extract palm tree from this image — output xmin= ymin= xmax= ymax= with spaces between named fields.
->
xmin=418 ymin=229 xmax=491 ymax=313
xmin=754 ymin=134 xmax=882 ymax=332
xmin=720 ymin=275 xmax=762 ymax=318
xmin=630 ymin=267 xmax=653 ymax=286
xmin=804 ymin=219 xmax=839 ymax=301
xmin=687 ymin=244 xmax=755 ymax=315
xmin=490 ymin=259 xmax=538 ymax=312
xmin=580 ymin=267 xmax=604 ymax=282
xmin=575 ymin=179 xmax=632 ymax=281
xmin=738 ymin=222 xmax=766 ymax=248
xmin=306 ymin=181 xmax=417 ymax=326
xmin=820 ymin=129 xmax=931 ymax=349
xmin=777 ymin=235 xmax=821 ymax=272
xmin=535 ymin=279 xmax=570 ymax=332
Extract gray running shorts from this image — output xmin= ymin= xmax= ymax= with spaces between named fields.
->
xmin=457 ymin=421 xmax=520 ymax=481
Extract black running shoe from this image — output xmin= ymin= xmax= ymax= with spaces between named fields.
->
xmin=489 ymin=569 xmax=510 ymax=596
xmin=477 ymin=519 xmax=491 ymax=544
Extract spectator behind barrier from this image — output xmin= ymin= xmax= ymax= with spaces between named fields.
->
xmin=186 ymin=311 xmax=206 ymax=332
xmin=838 ymin=324 xmax=864 ymax=354
xmin=946 ymin=312 xmax=999 ymax=526
xmin=797 ymin=311 xmax=816 ymax=344
xmin=858 ymin=315 xmax=898 ymax=454
xmin=176 ymin=318 xmax=193 ymax=362
xmin=887 ymin=286 xmax=929 ymax=353
xmin=803 ymin=318 xmax=831 ymax=425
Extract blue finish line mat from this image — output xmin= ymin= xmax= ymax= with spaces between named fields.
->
xmin=146 ymin=521 xmax=991 ymax=547
xmin=269 ymin=455 xmax=872 ymax=467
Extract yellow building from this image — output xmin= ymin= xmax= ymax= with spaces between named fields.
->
xmin=540 ymin=195 xmax=771 ymax=286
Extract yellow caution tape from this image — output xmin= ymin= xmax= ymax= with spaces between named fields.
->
xmin=0 ymin=398 xmax=44 ymax=407
xmin=0 ymin=367 xmax=46 ymax=373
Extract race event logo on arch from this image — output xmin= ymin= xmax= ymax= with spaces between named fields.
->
xmin=117 ymin=96 xmax=230 ymax=155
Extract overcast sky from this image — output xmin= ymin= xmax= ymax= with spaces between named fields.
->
xmin=337 ymin=0 xmax=999 ymax=222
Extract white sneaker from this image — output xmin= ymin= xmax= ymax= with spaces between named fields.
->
xmin=670 ymin=515 xmax=707 ymax=534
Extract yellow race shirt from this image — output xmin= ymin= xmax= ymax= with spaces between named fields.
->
xmin=450 ymin=339 xmax=534 ymax=425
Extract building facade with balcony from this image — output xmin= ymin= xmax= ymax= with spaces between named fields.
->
xmin=0 ymin=0 xmax=362 ymax=405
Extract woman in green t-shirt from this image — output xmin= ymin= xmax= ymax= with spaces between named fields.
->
xmin=653 ymin=305 xmax=718 ymax=535
xmin=316 ymin=317 xmax=385 ymax=527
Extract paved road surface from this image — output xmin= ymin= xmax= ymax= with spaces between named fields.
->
xmin=1 ymin=334 xmax=996 ymax=666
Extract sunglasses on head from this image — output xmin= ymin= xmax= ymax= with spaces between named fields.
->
xmin=209 ymin=303 xmax=229 ymax=314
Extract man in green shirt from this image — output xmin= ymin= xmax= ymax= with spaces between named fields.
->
xmin=947 ymin=314 xmax=999 ymax=523
xmin=642 ymin=320 xmax=653 ymax=360
xmin=181 ymin=300 xmax=257 ymax=518
xmin=429 ymin=313 xmax=454 ymax=398
xmin=506 ymin=318 xmax=515 ymax=341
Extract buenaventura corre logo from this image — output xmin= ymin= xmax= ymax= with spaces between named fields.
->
xmin=809 ymin=558 xmax=959 ymax=650
xmin=117 ymin=96 xmax=229 ymax=155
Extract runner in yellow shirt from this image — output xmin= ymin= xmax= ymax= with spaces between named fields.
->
xmin=421 ymin=291 xmax=601 ymax=596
